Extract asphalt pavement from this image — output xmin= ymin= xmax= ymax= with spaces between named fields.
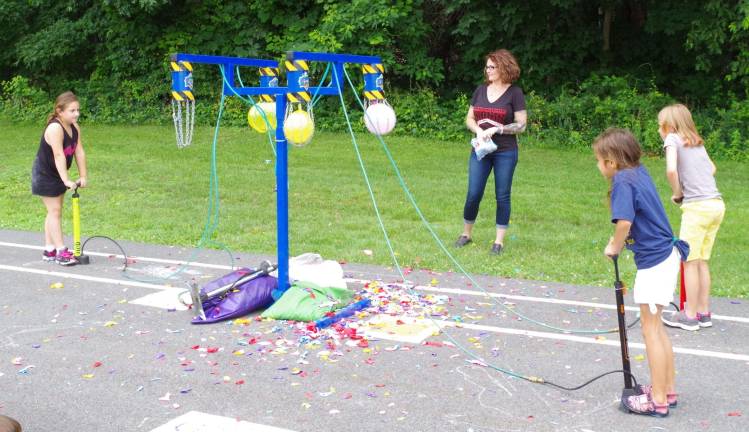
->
xmin=1 ymin=228 xmax=747 ymax=432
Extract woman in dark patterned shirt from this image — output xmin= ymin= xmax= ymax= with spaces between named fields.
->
xmin=455 ymin=49 xmax=527 ymax=255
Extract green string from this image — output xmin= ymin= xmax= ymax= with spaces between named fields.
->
xmin=339 ymin=65 xmax=614 ymax=336
xmin=234 ymin=66 xmax=277 ymax=158
xmin=309 ymin=63 xmax=331 ymax=108
xmin=123 ymin=73 xmax=236 ymax=283
xmin=330 ymin=65 xmax=530 ymax=381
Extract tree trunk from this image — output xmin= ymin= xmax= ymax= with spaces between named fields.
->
xmin=602 ymin=7 xmax=613 ymax=52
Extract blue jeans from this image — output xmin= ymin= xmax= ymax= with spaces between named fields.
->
xmin=462 ymin=148 xmax=518 ymax=228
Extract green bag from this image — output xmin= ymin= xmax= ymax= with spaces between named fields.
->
xmin=261 ymin=281 xmax=353 ymax=322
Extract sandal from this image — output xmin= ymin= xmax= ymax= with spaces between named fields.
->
xmin=622 ymin=392 xmax=669 ymax=417
xmin=490 ymin=243 xmax=503 ymax=255
xmin=454 ymin=235 xmax=472 ymax=248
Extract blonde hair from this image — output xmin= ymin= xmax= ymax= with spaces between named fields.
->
xmin=592 ymin=128 xmax=642 ymax=170
xmin=46 ymin=91 xmax=78 ymax=124
xmin=658 ymin=103 xmax=703 ymax=147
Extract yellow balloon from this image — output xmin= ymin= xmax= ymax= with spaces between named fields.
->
xmin=247 ymin=102 xmax=277 ymax=133
xmin=283 ymin=109 xmax=314 ymax=146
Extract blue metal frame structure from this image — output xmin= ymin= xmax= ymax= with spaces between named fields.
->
xmin=170 ymin=51 xmax=384 ymax=297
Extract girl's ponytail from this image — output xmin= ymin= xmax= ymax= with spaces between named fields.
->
xmin=46 ymin=91 xmax=78 ymax=125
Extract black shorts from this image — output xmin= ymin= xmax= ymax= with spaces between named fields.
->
xmin=31 ymin=162 xmax=66 ymax=197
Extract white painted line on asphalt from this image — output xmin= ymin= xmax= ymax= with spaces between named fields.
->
xmin=150 ymin=411 xmax=296 ymax=432
xmin=343 ymin=277 xmax=644 ymax=311
xmin=438 ymin=321 xmax=749 ymax=362
xmin=2 ymin=263 xmax=748 ymax=362
xmin=0 ymin=264 xmax=173 ymax=291
xmin=346 ymin=278 xmax=749 ymax=325
xmin=3 ymin=240 xmax=747 ymax=324
xmin=0 ymin=241 xmax=234 ymax=270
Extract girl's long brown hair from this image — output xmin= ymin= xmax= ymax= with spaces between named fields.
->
xmin=658 ymin=103 xmax=703 ymax=147
xmin=46 ymin=91 xmax=78 ymax=124
xmin=592 ymin=128 xmax=642 ymax=206
xmin=592 ymin=128 xmax=642 ymax=169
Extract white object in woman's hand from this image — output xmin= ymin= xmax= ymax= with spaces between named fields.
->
xmin=478 ymin=127 xmax=497 ymax=141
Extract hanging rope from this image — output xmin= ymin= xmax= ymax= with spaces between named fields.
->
xmin=339 ymin=65 xmax=630 ymax=335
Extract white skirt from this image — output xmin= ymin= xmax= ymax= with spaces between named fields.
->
xmin=633 ymin=247 xmax=680 ymax=314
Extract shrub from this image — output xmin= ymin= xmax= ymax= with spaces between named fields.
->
xmin=1 ymin=73 xmax=747 ymax=161
xmin=528 ymin=74 xmax=673 ymax=154
xmin=0 ymin=76 xmax=50 ymax=122
xmin=701 ymin=99 xmax=749 ymax=161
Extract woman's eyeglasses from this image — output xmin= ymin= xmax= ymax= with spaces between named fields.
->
xmin=485 ymin=65 xmax=496 ymax=70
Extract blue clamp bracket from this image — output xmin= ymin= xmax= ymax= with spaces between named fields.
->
xmin=286 ymin=51 xmax=384 ymax=97
xmin=284 ymin=59 xmax=311 ymax=104
xmin=170 ymin=60 xmax=194 ymax=101
xmin=362 ymin=63 xmax=385 ymax=102
xmin=171 ymin=53 xmax=281 ymax=97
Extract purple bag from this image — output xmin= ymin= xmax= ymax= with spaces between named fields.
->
xmin=191 ymin=268 xmax=278 ymax=325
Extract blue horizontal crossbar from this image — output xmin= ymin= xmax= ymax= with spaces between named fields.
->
xmin=306 ymin=86 xmax=339 ymax=96
xmin=287 ymin=51 xmax=382 ymax=65
xmin=172 ymin=53 xmax=278 ymax=69
xmin=230 ymin=86 xmax=289 ymax=96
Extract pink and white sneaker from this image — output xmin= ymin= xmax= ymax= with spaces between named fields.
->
xmin=55 ymin=248 xmax=78 ymax=266
xmin=640 ymin=384 xmax=678 ymax=408
xmin=697 ymin=312 xmax=713 ymax=328
xmin=42 ymin=249 xmax=57 ymax=261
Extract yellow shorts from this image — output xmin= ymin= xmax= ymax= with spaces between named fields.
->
xmin=680 ymin=198 xmax=725 ymax=261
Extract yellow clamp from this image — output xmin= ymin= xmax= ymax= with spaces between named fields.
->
xmin=362 ymin=64 xmax=384 ymax=74
xmin=284 ymin=60 xmax=309 ymax=72
xmin=170 ymin=61 xmax=193 ymax=72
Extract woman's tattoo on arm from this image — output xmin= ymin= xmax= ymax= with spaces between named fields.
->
xmin=500 ymin=122 xmax=526 ymax=135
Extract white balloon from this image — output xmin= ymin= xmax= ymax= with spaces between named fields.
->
xmin=364 ymin=103 xmax=396 ymax=135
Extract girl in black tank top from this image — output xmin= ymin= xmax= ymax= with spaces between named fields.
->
xmin=32 ymin=118 xmax=79 ymax=196
xmin=31 ymin=91 xmax=88 ymax=265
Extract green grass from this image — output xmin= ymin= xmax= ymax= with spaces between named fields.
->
xmin=1 ymin=120 xmax=747 ymax=297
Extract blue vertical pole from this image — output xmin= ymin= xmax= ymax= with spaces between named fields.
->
xmin=273 ymin=93 xmax=289 ymax=299
xmin=333 ymin=62 xmax=345 ymax=93
xmin=222 ymin=64 xmax=235 ymax=96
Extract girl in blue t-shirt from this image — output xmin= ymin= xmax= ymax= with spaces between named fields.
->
xmin=593 ymin=128 xmax=688 ymax=418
